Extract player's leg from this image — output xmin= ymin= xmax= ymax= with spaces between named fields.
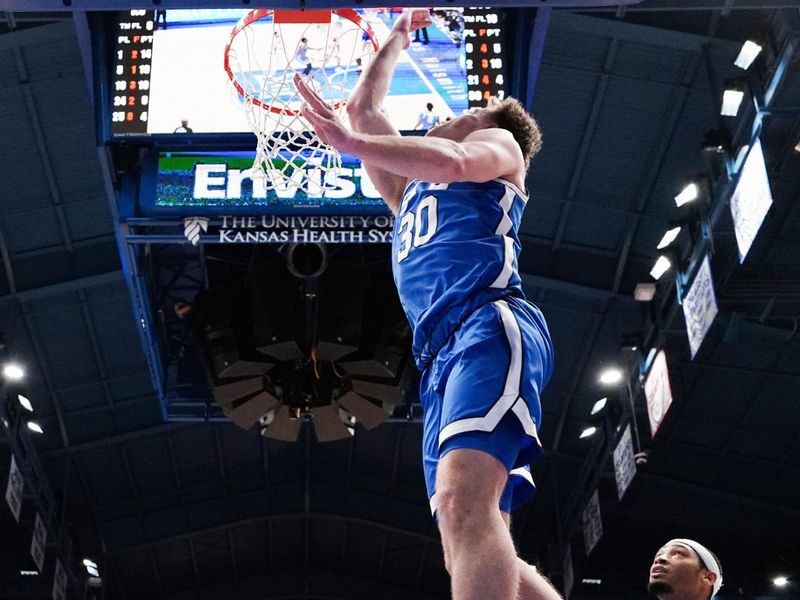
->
xmin=500 ymin=513 xmax=564 ymax=600
xmin=435 ymin=448 xmax=519 ymax=600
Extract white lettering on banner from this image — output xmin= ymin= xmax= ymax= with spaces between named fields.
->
xmin=682 ymin=255 xmax=718 ymax=359
xmin=583 ymin=490 xmax=602 ymax=555
xmin=194 ymin=215 xmax=395 ymax=245
xmin=31 ymin=512 xmax=46 ymax=572
xmin=5 ymin=455 xmax=23 ymax=522
xmin=613 ymin=425 xmax=636 ymax=500
xmin=190 ymin=165 xmax=381 ymax=200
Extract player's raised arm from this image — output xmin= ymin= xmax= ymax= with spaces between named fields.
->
xmin=343 ymin=9 xmax=431 ymax=212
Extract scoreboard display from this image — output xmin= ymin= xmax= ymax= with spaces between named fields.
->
xmin=111 ymin=9 xmax=155 ymax=133
xmin=108 ymin=7 xmax=507 ymax=137
xmin=463 ymin=8 xmax=505 ymax=104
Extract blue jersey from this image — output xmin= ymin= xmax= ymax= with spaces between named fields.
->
xmin=391 ymin=178 xmax=528 ymax=367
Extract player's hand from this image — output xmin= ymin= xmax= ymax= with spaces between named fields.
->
xmin=392 ymin=9 xmax=432 ymax=49
xmin=294 ymin=73 xmax=353 ymax=150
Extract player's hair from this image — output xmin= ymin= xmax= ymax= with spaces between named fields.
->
xmin=489 ymin=97 xmax=542 ymax=169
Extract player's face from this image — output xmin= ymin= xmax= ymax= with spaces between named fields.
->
xmin=424 ymin=106 xmax=495 ymax=142
xmin=647 ymin=544 xmax=711 ymax=599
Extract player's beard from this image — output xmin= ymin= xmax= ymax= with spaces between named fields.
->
xmin=647 ymin=580 xmax=673 ymax=595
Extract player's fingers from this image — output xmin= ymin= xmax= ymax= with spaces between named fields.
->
xmin=294 ymin=74 xmax=335 ymax=117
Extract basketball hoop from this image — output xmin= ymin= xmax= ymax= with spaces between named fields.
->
xmin=224 ymin=9 xmax=378 ymax=195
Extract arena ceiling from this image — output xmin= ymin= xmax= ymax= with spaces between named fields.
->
xmin=0 ymin=1 xmax=799 ymax=599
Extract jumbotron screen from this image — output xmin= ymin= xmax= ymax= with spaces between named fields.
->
xmin=110 ymin=7 xmax=507 ymax=136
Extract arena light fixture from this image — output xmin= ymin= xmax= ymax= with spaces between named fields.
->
xmin=734 ymin=40 xmax=762 ymax=70
xmin=598 ymin=368 xmax=623 ymax=386
xmin=579 ymin=426 xmax=597 ymax=439
xmin=657 ymin=226 xmax=682 ymax=250
xmin=650 ymin=255 xmax=672 ymax=280
xmin=17 ymin=395 xmax=33 ymax=413
xmin=674 ymin=183 xmax=698 ymax=207
xmin=634 ymin=282 xmax=656 ymax=302
xmin=773 ymin=576 xmax=788 ymax=587
xmin=27 ymin=421 xmax=44 ymax=434
xmin=590 ymin=397 xmax=608 ymax=416
xmin=721 ymin=88 xmax=745 ymax=117
xmin=2 ymin=363 xmax=24 ymax=381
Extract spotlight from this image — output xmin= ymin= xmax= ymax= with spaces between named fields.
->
xmin=773 ymin=576 xmax=789 ymax=587
xmin=27 ymin=421 xmax=44 ymax=434
xmin=734 ymin=40 xmax=762 ymax=70
xmin=721 ymin=88 xmax=744 ymax=117
xmin=17 ymin=395 xmax=33 ymax=413
xmin=2 ymin=363 xmax=24 ymax=381
xmin=656 ymin=226 xmax=682 ymax=250
xmin=649 ymin=256 xmax=672 ymax=281
xmin=582 ymin=578 xmax=602 ymax=585
xmin=598 ymin=368 xmax=623 ymax=386
xmin=674 ymin=183 xmax=698 ymax=207
xmin=82 ymin=559 xmax=98 ymax=569
xmin=579 ymin=426 xmax=597 ymax=439
xmin=590 ymin=398 xmax=607 ymax=416
xmin=19 ymin=570 xmax=38 ymax=576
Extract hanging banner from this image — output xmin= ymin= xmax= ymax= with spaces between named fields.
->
xmin=729 ymin=139 xmax=773 ymax=263
xmin=644 ymin=349 xmax=674 ymax=436
xmin=682 ymin=255 xmax=718 ymax=358
xmin=613 ymin=424 xmax=636 ymax=499
xmin=53 ymin=558 xmax=67 ymax=600
xmin=5 ymin=455 xmax=24 ymax=522
xmin=563 ymin=543 xmax=574 ymax=599
xmin=31 ymin=512 xmax=47 ymax=572
xmin=582 ymin=489 xmax=603 ymax=555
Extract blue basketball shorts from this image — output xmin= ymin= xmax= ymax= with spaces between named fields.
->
xmin=419 ymin=295 xmax=553 ymax=517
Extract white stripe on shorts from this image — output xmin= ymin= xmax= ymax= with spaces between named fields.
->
xmin=438 ymin=300 xmax=539 ymax=449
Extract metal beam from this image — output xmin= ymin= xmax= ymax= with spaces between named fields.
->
xmin=610 ymin=50 xmax=701 ymax=294
xmin=525 ymin=6 xmax=551 ymax=112
xmin=0 ymin=270 xmax=123 ymax=304
xmin=13 ymin=45 xmax=73 ymax=253
xmin=552 ymin=38 xmax=617 ymax=251
xmin=101 ymin=512 xmax=441 ymax=558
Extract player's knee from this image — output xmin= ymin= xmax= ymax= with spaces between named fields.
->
xmin=435 ymin=487 xmax=493 ymax=541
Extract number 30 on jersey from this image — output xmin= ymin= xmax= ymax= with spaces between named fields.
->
xmin=396 ymin=196 xmax=438 ymax=262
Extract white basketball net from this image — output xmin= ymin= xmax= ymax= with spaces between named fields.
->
xmin=225 ymin=10 xmax=377 ymax=195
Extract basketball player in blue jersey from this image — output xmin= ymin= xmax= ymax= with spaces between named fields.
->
xmin=294 ymin=10 xmax=560 ymax=600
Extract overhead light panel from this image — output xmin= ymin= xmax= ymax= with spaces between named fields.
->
xmin=674 ymin=183 xmax=698 ymax=207
xmin=579 ymin=426 xmax=597 ymax=439
xmin=598 ymin=368 xmax=623 ymax=386
xmin=2 ymin=363 xmax=24 ymax=381
xmin=734 ymin=40 xmax=762 ymax=70
xmin=721 ymin=88 xmax=744 ymax=117
xmin=590 ymin=398 xmax=608 ymax=416
xmin=657 ymin=226 xmax=682 ymax=250
xmin=17 ymin=395 xmax=33 ymax=412
xmin=634 ymin=282 xmax=656 ymax=302
xmin=650 ymin=256 xmax=672 ymax=280
xmin=27 ymin=421 xmax=44 ymax=434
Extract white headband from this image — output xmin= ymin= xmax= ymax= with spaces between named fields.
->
xmin=667 ymin=538 xmax=722 ymax=597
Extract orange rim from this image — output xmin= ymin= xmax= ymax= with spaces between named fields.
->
xmin=223 ymin=8 xmax=379 ymax=115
